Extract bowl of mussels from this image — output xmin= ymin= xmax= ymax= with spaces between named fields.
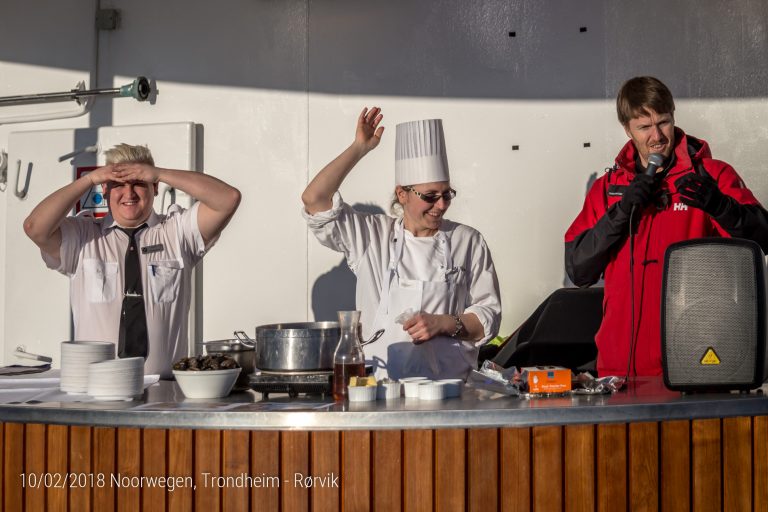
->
xmin=172 ymin=354 xmax=242 ymax=399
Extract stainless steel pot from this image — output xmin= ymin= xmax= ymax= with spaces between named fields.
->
xmin=235 ymin=322 xmax=383 ymax=372
xmin=199 ymin=339 xmax=255 ymax=390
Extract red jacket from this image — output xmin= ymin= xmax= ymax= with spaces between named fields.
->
xmin=564 ymin=128 xmax=765 ymax=376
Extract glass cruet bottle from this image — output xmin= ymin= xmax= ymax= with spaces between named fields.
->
xmin=332 ymin=310 xmax=366 ymax=401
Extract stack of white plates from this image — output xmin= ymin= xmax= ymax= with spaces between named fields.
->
xmin=87 ymin=357 xmax=145 ymax=400
xmin=60 ymin=341 xmax=115 ymax=393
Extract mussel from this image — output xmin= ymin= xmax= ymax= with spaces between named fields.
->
xmin=172 ymin=353 xmax=240 ymax=371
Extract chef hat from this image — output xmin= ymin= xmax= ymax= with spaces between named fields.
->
xmin=394 ymin=119 xmax=450 ymax=186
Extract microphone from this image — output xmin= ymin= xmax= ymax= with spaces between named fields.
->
xmin=644 ymin=152 xmax=665 ymax=176
xmin=629 ymin=153 xmax=665 ymax=229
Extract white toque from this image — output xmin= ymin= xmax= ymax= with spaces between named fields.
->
xmin=394 ymin=119 xmax=450 ymax=186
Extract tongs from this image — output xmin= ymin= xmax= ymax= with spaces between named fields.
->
xmin=14 ymin=345 xmax=53 ymax=363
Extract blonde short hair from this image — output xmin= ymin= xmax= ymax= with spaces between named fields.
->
xmin=104 ymin=143 xmax=154 ymax=166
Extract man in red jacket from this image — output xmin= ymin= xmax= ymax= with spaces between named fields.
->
xmin=564 ymin=76 xmax=768 ymax=377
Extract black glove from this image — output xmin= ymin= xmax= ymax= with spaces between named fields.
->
xmin=618 ymin=173 xmax=656 ymax=214
xmin=675 ymin=173 xmax=730 ymax=217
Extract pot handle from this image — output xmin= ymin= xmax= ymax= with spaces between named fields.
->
xmin=233 ymin=330 xmax=256 ymax=348
xmin=361 ymin=328 xmax=385 ymax=347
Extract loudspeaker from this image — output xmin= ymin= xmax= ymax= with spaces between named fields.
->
xmin=662 ymin=238 xmax=768 ymax=391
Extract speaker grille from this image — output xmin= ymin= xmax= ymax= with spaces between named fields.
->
xmin=664 ymin=242 xmax=759 ymax=386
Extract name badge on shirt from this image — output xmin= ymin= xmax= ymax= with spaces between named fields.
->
xmin=141 ymin=244 xmax=164 ymax=254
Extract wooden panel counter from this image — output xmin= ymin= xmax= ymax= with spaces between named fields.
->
xmin=1 ymin=377 xmax=767 ymax=511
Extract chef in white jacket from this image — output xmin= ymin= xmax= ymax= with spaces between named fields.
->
xmin=302 ymin=107 xmax=501 ymax=380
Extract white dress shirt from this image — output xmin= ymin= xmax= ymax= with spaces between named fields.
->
xmin=42 ymin=203 xmax=209 ymax=378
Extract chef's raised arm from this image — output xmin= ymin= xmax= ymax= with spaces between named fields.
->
xmin=302 ymin=106 xmax=384 ymax=215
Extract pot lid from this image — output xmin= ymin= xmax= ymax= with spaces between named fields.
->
xmin=203 ymin=339 xmax=253 ymax=352
xmin=255 ymin=321 xmax=346 ymax=338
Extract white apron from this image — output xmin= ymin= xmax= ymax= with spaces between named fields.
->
xmin=366 ymin=220 xmax=478 ymax=380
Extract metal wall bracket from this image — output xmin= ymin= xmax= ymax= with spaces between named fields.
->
xmin=14 ymin=160 xmax=32 ymax=199
xmin=58 ymin=144 xmax=99 ymax=163
xmin=96 ymin=9 xmax=120 ymax=30
xmin=0 ymin=150 xmax=7 ymax=191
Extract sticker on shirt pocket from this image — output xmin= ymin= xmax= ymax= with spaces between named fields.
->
xmin=147 ymin=260 xmax=184 ymax=303
xmin=444 ymin=266 xmax=467 ymax=284
xmin=83 ymin=259 xmax=119 ymax=303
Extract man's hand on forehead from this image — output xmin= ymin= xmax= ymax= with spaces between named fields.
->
xmin=106 ymin=178 xmax=148 ymax=190
xmin=112 ymin=162 xmax=160 ymax=184
xmin=86 ymin=164 xmax=121 ymax=186
xmin=102 ymin=163 xmax=156 ymax=191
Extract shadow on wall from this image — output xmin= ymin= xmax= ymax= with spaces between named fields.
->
xmin=311 ymin=203 xmax=386 ymax=321
xmin=563 ymin=171 xmax=601 ymax=288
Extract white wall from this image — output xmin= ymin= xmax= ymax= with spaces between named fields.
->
xmin=0 ymin=1 xmax=96 ymax=362
xmin=1 ymin=0 xmax=767 ymax=362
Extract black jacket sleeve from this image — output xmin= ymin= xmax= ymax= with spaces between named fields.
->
xmin=713 ymin=198 xmax=768 ymax=253
xmin=565 ymin=204 xmax=631 ymax=287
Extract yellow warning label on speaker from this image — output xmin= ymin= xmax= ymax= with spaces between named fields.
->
xmin=700 ymin=347 xmax=721 ymax=365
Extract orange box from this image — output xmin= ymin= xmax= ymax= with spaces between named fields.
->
xmin=521 ymin=366 xmax=571 ymax=394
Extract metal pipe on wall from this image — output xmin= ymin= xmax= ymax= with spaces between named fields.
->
xmin=0 ymin=77 xmax=151 ymax=107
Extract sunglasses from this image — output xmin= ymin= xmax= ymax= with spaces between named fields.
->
xmin=403 ymin=186 xmax=457 ymax=204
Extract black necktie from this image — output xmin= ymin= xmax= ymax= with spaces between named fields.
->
xmin=118 ymin=224 xmax=148 ymax=359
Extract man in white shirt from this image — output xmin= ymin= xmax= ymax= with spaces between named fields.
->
xmin=24 ymin=144 xmax=241 ymax=378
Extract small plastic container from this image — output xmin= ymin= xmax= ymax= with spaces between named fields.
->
xmin=348 ymin=386 xmax=377 ymax=402
xmin=418 ymin=382 xmax=448 ymax=400
xmin=377 ymin=381 xmax=402 ymax=400
xmin=403 ymin=379 xmax=431 ymax=398
xmin=436 ymin=379 xmax=464 ymax=398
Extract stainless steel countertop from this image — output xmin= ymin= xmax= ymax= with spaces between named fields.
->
xmin=1 ymin=378 xmax=767 ymax=430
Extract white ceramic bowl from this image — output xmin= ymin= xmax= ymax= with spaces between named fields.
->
xmin=348 ymin=386 xmax=377 ymax=402
xmin=173 ymin=368 xmax=241 ymax=399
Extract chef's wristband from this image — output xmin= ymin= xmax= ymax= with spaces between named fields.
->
xmin=451 ymin=315 xmax=464 ymax=338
